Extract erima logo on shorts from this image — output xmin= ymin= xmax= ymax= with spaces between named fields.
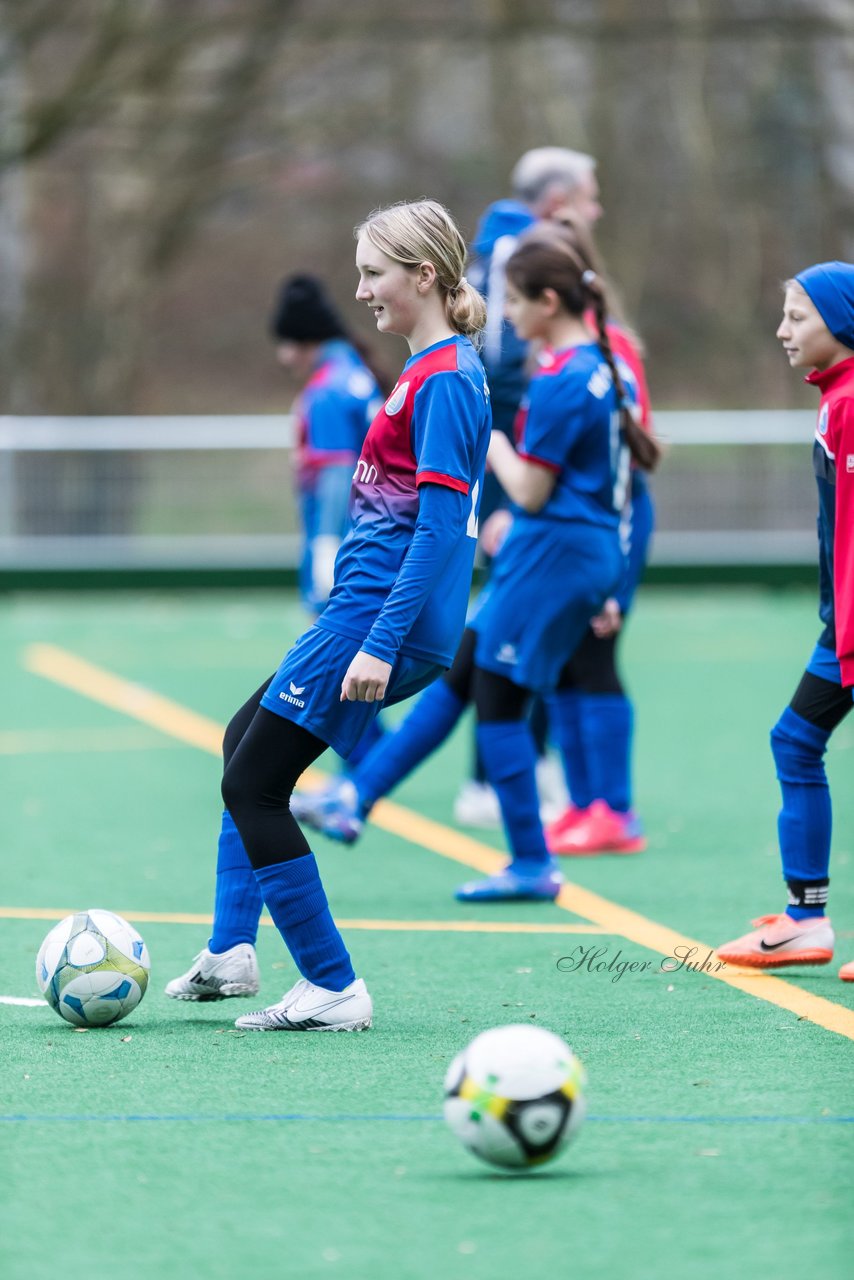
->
xmin=384 ymin=381 xmax=409 ymax=415
xmin=495 ymin=643 xmax=518 ymax=666
xmin=279 ymin=680 xmax=306 ymax=709
xmin=847 ymin=454 xmax=854 ymax=473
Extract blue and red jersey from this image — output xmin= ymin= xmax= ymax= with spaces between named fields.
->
xmin=513 ymin=342 xmax=637 ymax=528
xmin=316 ymin=335 xmax=491 ymax=666
xmin=807 ymin=355 xmax=854 ymax=686
xmin=293 ymin=340 xmax=381 ymax=491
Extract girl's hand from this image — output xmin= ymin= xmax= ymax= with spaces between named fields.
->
xmin=590 ymin=598 xmax=622 ymax=637
xmin=340 ymin=651 xmax=393 ymax=702
xmin=480 ymin=508 xmax=513 ymax=557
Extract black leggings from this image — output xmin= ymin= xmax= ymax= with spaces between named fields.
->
xmin=220 ymin=677 xmax=329 ymax=868
xmin=556 ymin=628 xmax=624 ymax=695
xmin=445 ymin=627 xmax=531 ymax=723
xmin=789 ymin=670 xmax=853 ymax=733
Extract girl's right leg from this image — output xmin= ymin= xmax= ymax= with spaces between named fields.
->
xmin=718 ymin=645 xmax=852 ymax=970
xmin=455 ymin=665 xmax=562 ymax=903
xmin=165 ymin=677 xmax=275 ymax=1001
xmin=221 ymin=705 xmax=372 ymax=1030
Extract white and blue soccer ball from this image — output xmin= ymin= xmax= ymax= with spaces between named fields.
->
xmin=36 ymin=910 xmax=150 ymax=1028
xmin=443 ymin=1023 xmax=586 ymax=1169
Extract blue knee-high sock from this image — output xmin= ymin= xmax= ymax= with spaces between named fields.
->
xmin=771 ymin=707 xmax=831 ymax=920
xmin=580 ymin=692 xmax=634 ymax=813
xmin=209 ymin=810 xmax=264 ymax=953
xmin=254 ymin=853 xmax=355 ymax=991
xmin=477 ymin=720 xmax=550 ymax=867
xmin=547 ymin=690 xmax=593 ymax=808
xmin=352 ymin=681 xmax=465 ymax=812
xmin=342 ymin=716 xmax=385 ymax=772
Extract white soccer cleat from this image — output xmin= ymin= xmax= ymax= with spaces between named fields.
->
xmin=453 ymin=780 xmax=502 ymax=828
xmin=164 ymin=944 xmax=260 ymax=1001
xmin=536 ymin=753 xmax=571 ymax=825
xmin=234 ymin=977 xmax=372 ymax=1032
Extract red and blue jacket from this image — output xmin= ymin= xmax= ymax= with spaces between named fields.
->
xmin=807 ymin=355 xmax=854 ymax=686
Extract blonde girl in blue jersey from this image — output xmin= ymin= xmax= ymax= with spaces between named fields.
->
xmin=166 ymin=201 xmax=490 ymax=1029
xmin=296 ymin=227 xmax=660 ymax=901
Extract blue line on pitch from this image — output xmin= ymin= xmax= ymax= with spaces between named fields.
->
xmin=1 ymin=1113 xmax=852 ymax=1124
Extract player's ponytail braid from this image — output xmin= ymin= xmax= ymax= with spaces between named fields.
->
xmin=510 ymin=224 xmax=660 ymax=473
xmin=585 ymin=276 xmax=660 ymax=473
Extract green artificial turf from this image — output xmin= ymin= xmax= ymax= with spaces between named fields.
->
xmin=1 ymin=588 xmax=852 ymax=1280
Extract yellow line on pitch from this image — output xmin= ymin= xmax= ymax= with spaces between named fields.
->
xmin=0 ymin=907 xmax=604 ymax=935
xmin=0 ymin=727 xmax=183 ymax=755
xmin=23 ymin=642 xmax=854 ymax=1041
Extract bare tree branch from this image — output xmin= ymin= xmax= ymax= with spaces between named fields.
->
xmin=145 ymin=0 xmax=298 ymax=271
xmin=0 ymin=0 xmax=135 ymax=167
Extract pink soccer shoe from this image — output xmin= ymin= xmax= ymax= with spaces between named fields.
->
xmin=546 ymin=799 xmax=646 ymax=856
xmin=716 ymin=913 xmax=834 ymax=969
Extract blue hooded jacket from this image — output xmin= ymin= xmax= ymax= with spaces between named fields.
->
xmin=468 ymin=199 xmax=537 ymax=418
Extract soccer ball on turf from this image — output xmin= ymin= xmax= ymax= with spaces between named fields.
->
xmin=443 ymin=1023 xmax=586 ymax=1169
xmin=36 ymin=910 xmax=150 ymax=1028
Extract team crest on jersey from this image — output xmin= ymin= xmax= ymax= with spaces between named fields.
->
xmin=384 ymin=381 xmax=410 ymax=416
xmin=818 ymin=404 xmax=829 ymax=436
xmin=847 ymin=454 xmax=854 ymax=472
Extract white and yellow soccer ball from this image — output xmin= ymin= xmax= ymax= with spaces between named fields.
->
xmin=443 ymin=1024 xmax=586 ymax=1169
xmin=36 ymin=910 xmax=150 ymax=1028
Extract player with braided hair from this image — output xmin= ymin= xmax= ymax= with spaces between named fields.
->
xmin=293 ymin=227 xmax=657 ymax=900
xmin=514 ymin=215 xmax=662 ymax=856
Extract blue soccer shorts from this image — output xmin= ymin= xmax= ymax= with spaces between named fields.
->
xmin=260 ymin=624 xmax=443 ymax=757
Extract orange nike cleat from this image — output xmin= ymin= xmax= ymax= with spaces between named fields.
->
xmin=838 ymin=959 xmax=854 ymax=982
xmin=716 ymin=913 xmax=834 ymax=969
xmin=546 ymin=799 xmax=646 ymax=856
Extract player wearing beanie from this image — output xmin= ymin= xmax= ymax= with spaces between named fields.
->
xmin=718 ymin=262 xmax=854 ymax=980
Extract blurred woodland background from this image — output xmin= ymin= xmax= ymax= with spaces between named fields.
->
xmin=1 ymin=0 xmax=853 ymax=417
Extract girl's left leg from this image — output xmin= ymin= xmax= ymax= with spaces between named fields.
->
xmin=455 ymin=666 xmax=562 ymax=902
xmin=221 ymin=708 xmax=356 ymax=987
xmin=546 ymin=631 xmax=646 ymax=855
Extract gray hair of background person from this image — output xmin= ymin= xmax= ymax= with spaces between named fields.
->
xmin=511 ymin=147 xmax=596 ymax=211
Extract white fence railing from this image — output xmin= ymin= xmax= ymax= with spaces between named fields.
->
xmin=0 ymin=411 xmax=819 ymax=569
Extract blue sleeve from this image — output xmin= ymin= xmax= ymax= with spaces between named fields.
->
xmin=518 ymin=372 xmax=587 ymax=470
xmin=411 ymin=372 xmax=481 ymax=494
xmin=303 ymin=384 xmax=364 ymax=454
xmin=615 ymin=475 xmax=655 ymax=613
xmin=361 ymin=483 xmax=468 ymax=663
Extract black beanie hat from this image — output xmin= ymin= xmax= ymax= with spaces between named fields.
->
xmin=270 ymin=274 xmax=348 ymax=343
